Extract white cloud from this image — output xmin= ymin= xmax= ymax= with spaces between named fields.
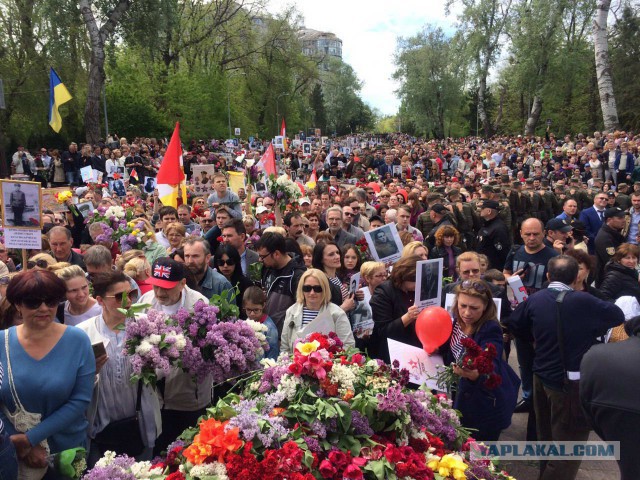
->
xmin=266 ymin=0 xmax=460 ymax=116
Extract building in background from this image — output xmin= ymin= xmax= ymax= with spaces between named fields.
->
xmin=299 ymin=28 xmax=343 ymax=70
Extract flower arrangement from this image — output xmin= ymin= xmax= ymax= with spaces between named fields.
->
xmin=123 ymin=309 xmax=188 ymax=387
xmin=436 ymin=338 xmax=502 ymax=394
xmin=354 ymin=238 xmax=371 ymax=263
xmin=47 ymin=447 xmax=86 ymax=479
xmin=85 ymin=333 xmax=516 ymax=480
xmin=266 ymin=174 xmax=301 ymax=212
xmin=366 ymin=171 xmax=379 ymax=182
xmin=55 ymin=190 xmax=79 ymax=215
xmin=86 ymin=206 xmax=148 ymax=252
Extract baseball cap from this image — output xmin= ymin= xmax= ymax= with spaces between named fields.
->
xmin=432 ymin=204 xmax=448 ymax=214
xmin=147 ymin=258 xmax=186 ymax=289
xmin=481 ymin=200 xmax=500 ymax=210
xmin=298 ymin=197 xmax=310 ymax=205
xmin=256 ymin=205 xmax=269 ymax=214
xmin=604 ymin=207 xmax=626 ymax=219
xmin=546 ymin=218 xmax=573 ymax=232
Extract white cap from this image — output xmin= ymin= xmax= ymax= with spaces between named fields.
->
xmin=256 ymin=205 xmax=269 ymax=214
xmin=299 ymin=197 xmax=310 ymax=205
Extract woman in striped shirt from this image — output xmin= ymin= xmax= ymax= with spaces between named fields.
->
xmin=280 ymin=269 xmax=355 ymax=355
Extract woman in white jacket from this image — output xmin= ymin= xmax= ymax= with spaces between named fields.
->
xmin=281 ymin=269 xmax=355 ymax=355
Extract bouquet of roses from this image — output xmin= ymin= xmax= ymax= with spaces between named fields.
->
xmin=267 ymin=174 xmax=302 ymax=212
xmin=355 ymin=238 xmax=371 ymax=262
xmin=171 ymin=299 xmax=268 ymax=384
xmin=123 ymin=309 xmax=187 ymax=387
xmin=436 ymin=337 xmax=502 ymax=393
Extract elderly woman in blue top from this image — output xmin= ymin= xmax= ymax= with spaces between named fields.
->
xmin=0 ymin=270 xmax=95 ymax=474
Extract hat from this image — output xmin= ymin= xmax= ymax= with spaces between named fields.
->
xmin=585 ymin=163 xmax=591 ymax=167
xmin=451 ymin=177 xmax=459 ymax=183
xmin=256 ymin=205 xmax=269 ymax=214
xmin=147 ymin=258 xmax=186 ymax=289
xmin=546 ymin=218 xmax=572 ymax=232
xmin=512 ymin=181 xmax=522 ymax=187
xmin=482 ymin=200 xmax=500 ymax=210
xmin=571 ymin=220 xmax=587 ymax=233
xmin=298 ymin=197 xmax=310 ymax=205
xmin=608 ymin=191 xmax=616 ymax=197
xmin=604 ymin=207 xmax=625 ymax=219
xmin=431 ymin=204 xmax=448 ymax=215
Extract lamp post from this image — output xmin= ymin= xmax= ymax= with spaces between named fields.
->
xmin=276 ymin=92 xmax=289 ymax=136
xmin=227 ymin=71 xmax=246 ymax=139
xmin=103 ymin=79 xmax=110 ymax=139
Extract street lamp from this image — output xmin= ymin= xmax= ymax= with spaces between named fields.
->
xmin=227 ymin=71 xmax=246 ymax=139
xmin=276 ymin=92 xmax=289 ymax=136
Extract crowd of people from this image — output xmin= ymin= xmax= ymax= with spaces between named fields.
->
xmin=0 ymin=129 xmax=639 ymax=479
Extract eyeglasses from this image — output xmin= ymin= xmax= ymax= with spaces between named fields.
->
xmin=460 ymin=280 xmax=487 ymax=292
xmin=460 ymin=268 xmax=480 ymax=276
xmin=344 ymin=212 xmax=354 ymax=217
xmin=22 ymin=297 xmax=59 ymax=309
xmin=245 ymin=307 xmax=263 ymax=314
xmin=258 ymin=251 xmax=273 ymax=262
xmin=105 ymin=290 xmax=139 ymax=302
xmin=302 ymin=285 xmax=323 ymax=293
xmin=351 ymin=206 xmax=360 ymax=211
xmin=27 ymin=259 xmax=49 ymax=269
xmin=217 ymin=258 xmax=236 ymax=266
xmin=0 ymin=277 xmax=11 ymax=286
xmin=379 ymin=194 xmax=390 ymax=198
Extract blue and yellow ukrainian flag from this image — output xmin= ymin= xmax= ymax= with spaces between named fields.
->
xmin=49 ymin=68 xmax=72 ymax=132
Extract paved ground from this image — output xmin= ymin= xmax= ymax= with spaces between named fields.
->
xmin=496 ymin=347 xmax=621 ymax=480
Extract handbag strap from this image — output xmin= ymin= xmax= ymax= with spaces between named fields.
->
xmin=4 ymin=328 xmax=26 ymax=412
xmin=135 ymin=380 xmax=143 ymax=413
xmin=555 ymin=290 xmax=569 ymax=377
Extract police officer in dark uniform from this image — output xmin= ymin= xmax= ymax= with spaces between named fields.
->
xmin=476 ymin=199 xmax=512 ymax=270
xmin=594 ymin=207 xmax=627 ymax=287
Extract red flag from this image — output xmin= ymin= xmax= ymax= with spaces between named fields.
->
xmin=129 ymin=168 xmax=138 ymax=180
xmin=280 ymin=117 xmax=286 ymax=137
xmin=156 ymin=122 xmax=186 ymax=207
xmin=257 ymin=142 xmax=277 ymax=177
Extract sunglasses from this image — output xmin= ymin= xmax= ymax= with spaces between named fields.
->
xmin=105 ymin=290 xmax=139 ymax=302
xmin=27 ymin=259 xmax=49 ymax=269
xmin=0 ymin=277 xmax=11 ymax=286
xmin=461 ymin=280 xmax=488 ymax=292
xmin=460 ymin=268 xmax=481 ymax=276
xmin=302 ymin=285 xmax=323 ymax=293
xmin=22 ymin=297 xmax=59 ymax=309
xmin=344 ymin=212 xmax=354 ymax=217
xmin=217 ymin=258 xmax=236 ymax=266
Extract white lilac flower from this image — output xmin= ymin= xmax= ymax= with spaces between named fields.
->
xmin=135 ymin=340 xmax=153 ymax=355
xmin=174 ymin=334 xmax=186 ymax=350
xmin=276 ymin=374 xmax=301 ymax=401
xmin=328 ymin=363 xmax=357 ymax=394
xmin=95 ymin=450 xmax=116 ymax=467
xmin=147 ymin=334 xmax=162 ymax=345
xmin=130 ymin=461 xmax=153 ymax=478
xmin=189 ymin=462 xmax=228 ymax=479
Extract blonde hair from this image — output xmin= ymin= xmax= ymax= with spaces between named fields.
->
xmin=30 ymin=253 xmax=57 ymax=268
xmin=115 ymin=249 xmax=146 ymax=271
xmin=123 ymin=256 xmax=150 ymax=280
xmin=51 ymin=264 xmax=86 ymax=282
xmin=402 ymin=241 xmax=428 ymax=258
xmin=360 ymin=261 xmax=385 ymax=279
xmin=165 ymin=222 xmax=186 ymax=236
xmin=264 ymin=226 xmax=287 ymax=236
xmin=296 ymin=269 xmax=331 ymax=307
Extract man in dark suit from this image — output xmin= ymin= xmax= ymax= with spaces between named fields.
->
xmin=373 ymin=228 xmax=398 ymax=259
xmin=578 ymin=191 xmax=608 ymax=254
xmin=9 ymin=183 xmax=26 ymax=226
xmin=220 ymin=218 xmax=259 ymax=276
xmin=420 ymin=262 xmax=439 ymax=301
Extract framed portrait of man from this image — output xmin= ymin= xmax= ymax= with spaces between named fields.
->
xmin=364 ymin=223 xmax=403 ymax=264
xmin=0 ymin=180 xmax=41 ymax=228
xmin=414 ymin=258 xmax=443 ymax=310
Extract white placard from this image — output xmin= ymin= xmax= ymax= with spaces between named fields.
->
xmin=274 ymin=136 xmax=284 ymax=148
xmin=234 ymin=127 xmax=241 ymax=136
xmin=414 ymin=259 xmax=443 ymax=310
xmin=387 ymin=338 xmax=445 ymax=390
xmin=302 ymin=143 xmax=312 ymax=156
xmin=299 ymin=311 xmax=336 ymax=338
xmin=4 ymin=228 xmax=42 ymax=249
xmin=444 ymin=293 xmax=502 ymax=321
xmin=507 ymin=276 xmax=528 ymax=306
xmin=364 ymin=223 xmax=403 ymax=264
xmin=80 ymin=166 xmax=93 ymax=183
xmin=393 ymin=165 xmax=402 ymax=177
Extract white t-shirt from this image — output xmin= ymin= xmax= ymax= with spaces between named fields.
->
xmin=65 ymin=301 xmax=103 ymax=327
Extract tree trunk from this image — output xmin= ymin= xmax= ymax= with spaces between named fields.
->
xmin=79 ymin=0 xmax=131 ymax=144
xmin=478 ymin=54 xmax=492 ymax=138
xmin=493 ymin=83 xmax=507 ymax=133
xmin=593 ymin=0 xmax=620 ymax=132
xmin=525 ymin=95 xmax=543 ymax=136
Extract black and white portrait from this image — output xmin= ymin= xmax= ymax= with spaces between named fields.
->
xmin=369 ymin=226 xmax=399 ymax=261
xmin=143 ymin=176 xmax=157 ymax=194
xmin=415 ymin=259 xmax=443 ymax=309
xmin=1 ymin=180 xmax=41 ymax=228
xmin=76 ymin=201 xmax=94 ymax=218
xmin=112 ymin=179 xmax=126 ymax=197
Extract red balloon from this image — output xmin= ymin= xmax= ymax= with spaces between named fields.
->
xmin=415 ymin=306 xmax=453 ymax=354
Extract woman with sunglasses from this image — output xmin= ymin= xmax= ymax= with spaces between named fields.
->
xmin=25 ymin=253 xmax=56 ymax=271
xmin=312 ymin=242 xmax=359 ymax=313
xmin=281 ymin=269 xmax=355 ymax=355
xmin=51 ymin=264 xmax=102 ymax=326
xmin=213 ymin=244 xmax=254 ymax=316
xmin=77 ymin=271 xmax=161 ymax=465
xmin=0 ymin=270 xmax=95 ymax=475
xmin=440 ymin=279 xmax=519 ymax=441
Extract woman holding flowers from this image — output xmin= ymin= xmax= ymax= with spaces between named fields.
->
xmin=441 ymin=280 xmax=519 ymax=441
xmin=281 ymin=269 xmax=355 ymax=355
xmin=77 ymin=271 xmax=161 ymax=466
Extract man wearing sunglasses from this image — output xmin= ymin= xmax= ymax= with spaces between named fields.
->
xmin=138 ymin=257 xmax=211 ymax=455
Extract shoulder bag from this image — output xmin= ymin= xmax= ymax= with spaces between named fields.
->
xmin=555 ymin=291 xmax=591 ymax=432
xmin=93 ymin=380 xmax=144 ymax=457
xmin=1 ymin=330 xmax=50 ymax=480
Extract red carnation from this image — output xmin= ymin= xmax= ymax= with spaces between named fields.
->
xmin=343 ymin=464 xmax=364 ymax=480
xmin=484 ymin=372 xmax=502 ymax=389
xmin=474 ymin=355 xmax=494 ymax=375
xmin=328 ymin=451 xmax=349 ymax=469
xmin=166 ymin=472 xmax=186 ymax=480
xmin=485 ymin=343 xmax=498 ymax=359
xmin=319 ymin=460 xmax=336 ymax=479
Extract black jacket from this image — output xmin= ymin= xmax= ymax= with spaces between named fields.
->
xmin=261 ymin=257 xmax=306 ymax=335
xmin=594 ymin=225 xmax=626 ymax=287
xmin=476 ymin=216 xmax=511 ymax=270
xmin=581 ymin=336 xmax=640 ymax=480
xmin=369 ymin=280 xmax=419 ymax=363
xmin=599 ymin=261 xmax=640 ymax=303
xmin=429 ymin=245 xmax=462 ymax=280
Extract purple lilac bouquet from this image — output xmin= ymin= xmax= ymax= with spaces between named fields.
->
xmin=123 ymin=309 xmax=187 ymax=387
xmin=172 ymin=300 xmax=267 ymax=384
xmin=86 ymin=205 xmax=143 ymax=251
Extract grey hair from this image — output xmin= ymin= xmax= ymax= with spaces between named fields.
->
xmin=84 ymin=245 xmax=113 ymax=267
